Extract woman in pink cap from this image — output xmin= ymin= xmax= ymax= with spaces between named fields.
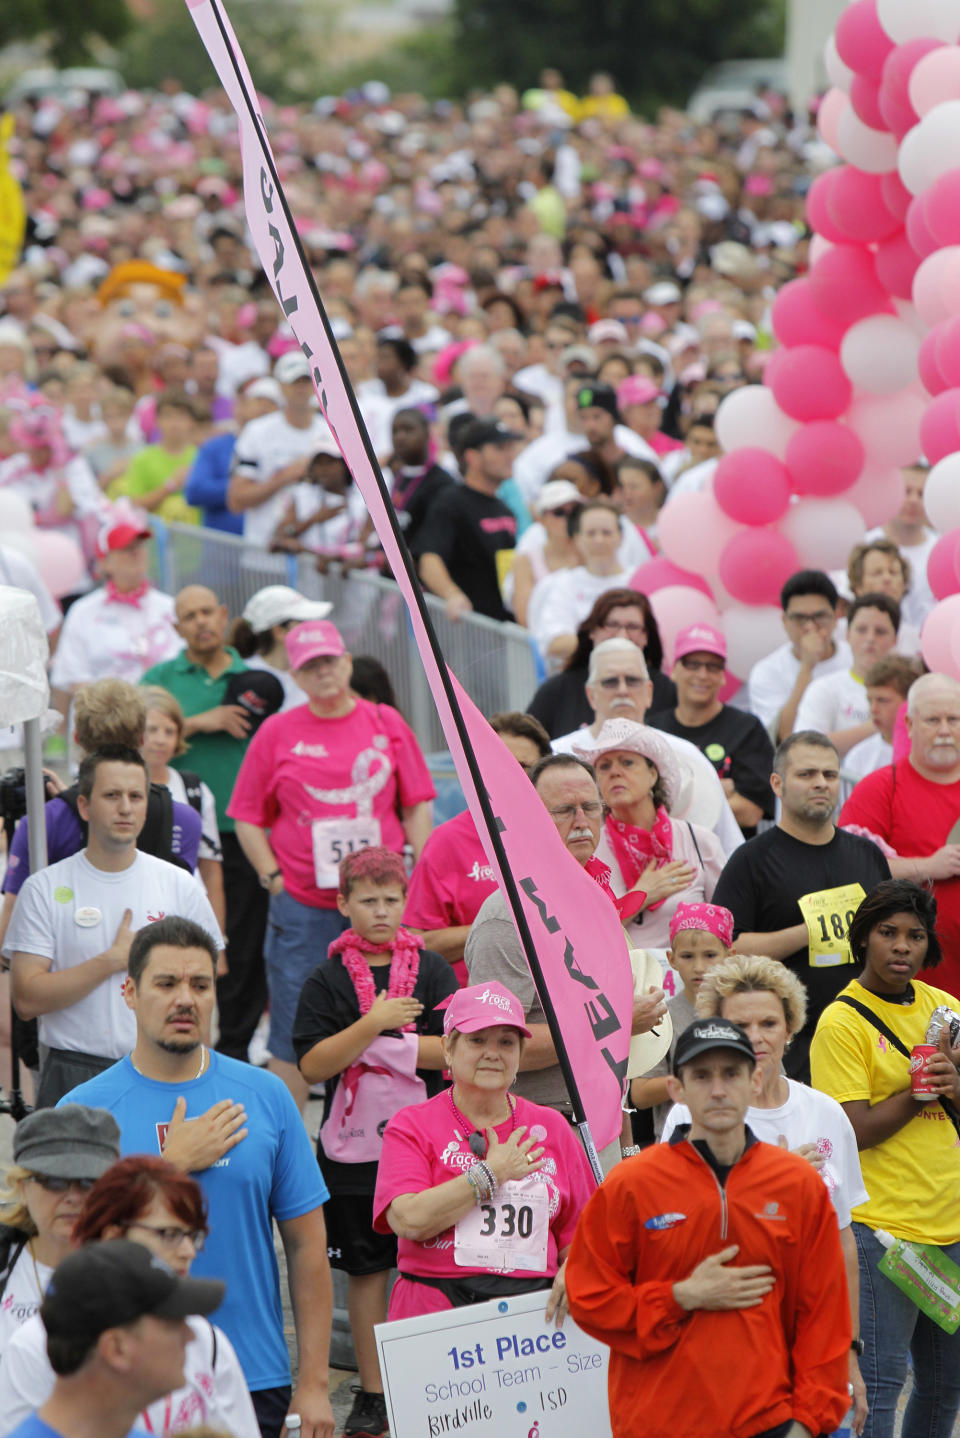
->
xmin=227 ymin=618 xmax=435 ymax=1110
xmin=373 ymin=981 xmax=594 ymax=1322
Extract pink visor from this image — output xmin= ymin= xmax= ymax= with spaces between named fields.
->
xmin=435 ymin=982 xmax=532 ymax=1037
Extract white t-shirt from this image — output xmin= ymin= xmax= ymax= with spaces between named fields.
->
xmin=245 ymin=655 xmax=305 ymax=711
xmin=747 ymin=640 xmax=853 ymax=734
xmin=661 ymin=1079 xmax=869 ymax=1227
xmin=0 ymin=1246 xmax=51 ymax=1357
xmin=3 ymin=850 xmax=224 ymax=1060
xmin=0 ymin=549 xmax=60 ymax=634
xmin=794 ymin=669 xmax=868 ymax=736
xmin=844 ymin=731 xmax=893 ymax=784
xmin=354 ymin=378 xmax=439 ymax=457
xmin=512 ymin=427 xmax=661 ymax=505
xmin=163 ymin=768 xmax=221 ymax=863
xmin=0 ymin=1313 xmax=259 ymax=1438
xmin=49 ymin=586 xmax=181 ymax=689
xmin=232 ymin=409 xmax=336 ymax=551
xmin=530 ymin=566 xmax=632 ymax=659
xmin=865 ymin=525 xmax=938 ymax=631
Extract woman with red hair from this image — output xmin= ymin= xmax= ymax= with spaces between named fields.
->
xmin=0 ymin=1157 xmax=258 ymax=1438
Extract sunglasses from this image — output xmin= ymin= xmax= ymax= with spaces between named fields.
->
xmin=545 ymin=503 xmax=579 ymax=518
xmin=467 ymin=1132 xmax=487 ymax=1158
xmin=28 ymin=1174 xmax=97 ymax=1193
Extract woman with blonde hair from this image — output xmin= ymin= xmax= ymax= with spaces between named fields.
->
xmin=140 ymin=686 xmax=224 ymax=931
xmin=661 ymin=951 xmax=869 ymax=1433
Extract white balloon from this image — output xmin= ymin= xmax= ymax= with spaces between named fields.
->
xmin=840 ymin=315 xmax=921 ymax=393
xmin=0 ymin=491 xmax=34 ymax=534
xmin=898 ymin=100 xmax=960 ymax=194
xmin=808 ymin=234 xmax=835 ymax=265
xmin=836 ymin=105 xmax=898 ymax=173
xmin=714 ymin=385 xmax=798 ymax=460
xmin=779 ymin=498 xmax=867 ymax=570
xmin=0 ymin=531 xmax=38 ymax=563
xmin=824 ymin=34 xmax=854 ymax=94
xmin=721 ymin=605 xmax=785 ymax=681
xmin=877 ymin=0 xmax=960 ymax=42
xmin=923 ymin=453 xmax=960 ymax=530
xmin=893 ymin=300 xmax=929 ymax=337
xmin=847 ymin=388 xmax=928 ymax=466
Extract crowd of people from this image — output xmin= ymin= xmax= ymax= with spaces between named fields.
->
xmin=0 ymin=56 xmax=958 ymax=1438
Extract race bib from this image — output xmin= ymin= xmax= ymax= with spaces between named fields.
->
xmin=797 ymin=883 xmax=866 ymax=968
xmin=312 ymin=817 xmax=381 ymax=889
xmin=454 ymin=1177 xmax=549 ymax=1273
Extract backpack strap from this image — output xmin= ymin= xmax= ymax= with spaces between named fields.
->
xmin=178 ymin=769 xmax=204 ymax=817
xmin=685 ymin=820 xmax=705 ymax=870
xmin=834 ymin=994 xmax=960 ymax=1138
xmin=0 ymin=1228 xmax=29 ymax=1306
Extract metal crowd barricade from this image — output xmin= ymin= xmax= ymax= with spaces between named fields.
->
xmin=149 ymin=521 xmax=544 ymax=753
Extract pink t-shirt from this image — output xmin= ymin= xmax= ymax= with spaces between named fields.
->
xmin=372 ymin=1091 xmax=594 ymax=1282
xmin=227 ymin=698 xmax=435 ymax=907
xmin=647 ymin=432 xmax=685 ymax=455
xmin=403 ymin=809 xmax=498 ymax=987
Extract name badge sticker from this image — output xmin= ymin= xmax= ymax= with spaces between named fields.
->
xmin=74 ymin=906 xmax=102 ymax=928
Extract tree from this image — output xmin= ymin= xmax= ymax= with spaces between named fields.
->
xmin=0 ymin=0 xmax=131 ymax=66
xmin=452 ymin=0 xmax=785 ymax=109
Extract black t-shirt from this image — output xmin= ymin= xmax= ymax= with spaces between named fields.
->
xmin=413 ymin=484 xmax=517 ymax=620
xmin=713 ymin=827 xmax=891 ymax=1080
xmin=648 ymin=704 xmax=776 ymax=835
xmin=292 ymin=947 xmax=458 ymax=1194
xmin=391 ymin=463 xmax=456 ymax=555
xmin=527 ymin=665 xmax=676 ymax=739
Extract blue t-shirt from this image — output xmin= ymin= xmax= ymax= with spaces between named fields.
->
xmin=62 ymin=1052 xmax=327 ymax=1390
xmin=9 ymin=1419 xmax=136 ymax=1438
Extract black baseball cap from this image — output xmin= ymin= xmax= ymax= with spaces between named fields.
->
xmin=459 ymin=418 xmax=524 ymax=452
xmin=575 ymin=383 xmax=620 ymax=420
xmin=41 ymin=1240 xmax=225 ymax=1345
xmin=223 ymin=669 xmax=285 ymax=734
xmin=671 ymin=1018 xmax=756 ymax=1076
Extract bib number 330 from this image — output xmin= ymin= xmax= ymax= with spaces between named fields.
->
xmin=454 ymin=1178 xmax=549 ymax=1272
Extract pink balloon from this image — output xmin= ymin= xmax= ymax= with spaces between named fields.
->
xmin=918 ymin=321 xmax=950 ymax=395
xmin=768 ymin=345 xmax=853 ymax=422
xmin=713 ymin=449 xmax=792 ymax=525
xmin=29 ymin=532 xmax=86 ymax=599
xmin=877 ymin=85 xmax=918 ymax=138
xmin=850 ymin=73 xmax=886 ymax=128
xmin=913 ymin=247 xmax=960 ymax=327
xmin=874 ymin=229 xmax=921 ymax=299
xmin=656 ymin=489 xmax=741 ymax=580
xmin=770 ymin=278 xmax=848 ymax=349
xmin=934 ymin=317 xmax=960 ymax=387
xmin=905 ymin=193 xmax=939 ymax=259
xmin=882 ymin=36 xmax=942 ymax=109
xmin=628 ymin=557 xmax=713 ymax=600
xmin=817 ymin=88 xmax=849 ymax=152
xmin=808 ymin=244 xmax=893 ymax=326
xmin=836 ymin=0 xmax=895 ymax=79
xmin=784 ymin=421 xmax=864 ymax=495
xmin=880 ymin=169 xmax=912 ymax=220
xmin=827 ymin=166 xmax=902 ymax=242
xmin=927 ymin=530 xmax=960 ymax=600
xmin=920 ymin=388 xmax=960 ymax=463
xmin=909 ymin=47 xmax=960 ymax=120
xmin=717 ymin=528 xmax=800 ymax=608
xmin=843 ymin=463 xmax=906 ymax=526
xmin=648 ymin=585 xmax=722 ymax=664
xmin=923 ymin=169 xmax=960 ymax=247
xmin=921 ymin=594 xmax=960 ymax=678
xmin=806 ymin=171 xmax=849 ymax=243
xmin=847 ymin=387 xmax=927 ymax=466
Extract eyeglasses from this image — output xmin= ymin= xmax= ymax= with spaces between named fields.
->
xmin=548 ymin=801 xmax=604 ymax=821
xmin=28 ymin=1175 xmax=97 ymax=1193
xmin=600 ymin=621 xmax=646 ymax=639
xmin=597 ymin=674 xmax=647 ymax=690
xmin=784 ymin=609 xmax=834 ymax=628
xmin=678 ymin=656 xmax=724 ymax=674
xmin=126 ymin=1221 xmax=208 ymax=1250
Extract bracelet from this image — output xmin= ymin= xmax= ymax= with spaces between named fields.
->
xmin=621 ymin=1145 xmax=641 ymax=1157
xmin=476 ymin=1160 xmax=499 ymax=1199
xmin=464 ymin=1167 xmax=485 ymax=1203
xmin=465 ymin=1163 xmax=494 ymax=1204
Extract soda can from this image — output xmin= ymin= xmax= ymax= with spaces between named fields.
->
xmin=910 ymin=1044 xmax=939 ymax=1100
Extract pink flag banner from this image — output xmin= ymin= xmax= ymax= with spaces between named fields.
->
xmin=185 ymin=0 xmax=633 ymax=1166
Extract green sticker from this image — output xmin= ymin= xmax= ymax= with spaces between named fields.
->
xmin=53 ymin=886 xmax=74 ymax=905
xmin=705 ymin=744 xmax=726 ymax=763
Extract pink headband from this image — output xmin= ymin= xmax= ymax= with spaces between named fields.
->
xmin=669 ymin=902 xmax=734 ymax=948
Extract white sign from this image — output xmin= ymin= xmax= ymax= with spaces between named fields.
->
xmin=375 ymin=1290 xmax=612 ymax=1438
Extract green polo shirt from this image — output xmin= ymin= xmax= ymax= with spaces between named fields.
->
xmin=141 ymin=647 xmax=249 ymax=832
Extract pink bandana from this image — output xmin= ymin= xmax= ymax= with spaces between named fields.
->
xmin=606 ymin=805 xmax=673 ymax=891
xmin=328 ymin=926 xmax=422 ymax=1031
xmin=668 ymin=902 xmax=734 ymax=948
xmin=105 ymin=580 xmax=149 ymax=608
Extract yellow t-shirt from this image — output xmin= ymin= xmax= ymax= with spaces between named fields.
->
xmin=810 ymin=978 xmax=960 ymax=1245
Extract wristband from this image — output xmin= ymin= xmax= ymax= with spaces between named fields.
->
xmin=259 ymin=869 xmax=281 ymax=890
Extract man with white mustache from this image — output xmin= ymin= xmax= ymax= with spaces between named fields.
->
xmin=551 ymin=637 xmax=743 ymax=856
xmin=841 ymin=671 xmax=960 ymax=1000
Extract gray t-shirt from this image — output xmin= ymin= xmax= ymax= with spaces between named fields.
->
xmin=644 ymin=988 xmax=697 ymax=1138
xmin=463 ymin=889 xmax=571 ymax=1112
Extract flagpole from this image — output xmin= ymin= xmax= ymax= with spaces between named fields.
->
xmin=204 ymin=0 xmax=606 ymax=1180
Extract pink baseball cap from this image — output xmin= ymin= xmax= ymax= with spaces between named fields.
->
xmin=435 ymin=982 xmax=532 ymax=1038
xmin=285 ymin=620 xmax=345 ymax=670
xmin=669 ymin=901 xmax=734 ymax=948
xmin=674 ymin=622 xmax=727 ymax=663
xmin=617 ymin=375 xmax=660 ymax=409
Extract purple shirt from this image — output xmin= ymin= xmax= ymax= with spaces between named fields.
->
xmin=2 ymin=795 xmax=202 ymax=893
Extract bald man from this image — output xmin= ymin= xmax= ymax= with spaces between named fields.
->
xmin=141 ymin=586 xmax=267 ymax=1059
xmin=841 ymin=672 xmax=960 ymax=998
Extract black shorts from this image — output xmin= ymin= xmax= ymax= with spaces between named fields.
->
xmin=325 ymin=1189 xmax=397 ymax=1276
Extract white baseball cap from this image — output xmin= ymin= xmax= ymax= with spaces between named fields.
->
xmin=241 ymin=586 xmax=333 ymax=633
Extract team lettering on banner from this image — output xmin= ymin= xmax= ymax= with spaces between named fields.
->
xmin=183 ymin=0 xmax=634 ymax=1162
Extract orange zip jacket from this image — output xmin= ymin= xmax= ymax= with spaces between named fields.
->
xmin=566 ymin=1132 xmax=851 ymax=1438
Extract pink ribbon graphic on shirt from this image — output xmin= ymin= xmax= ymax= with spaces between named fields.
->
xmin=303 ymin=745 xmax=392 ymax=817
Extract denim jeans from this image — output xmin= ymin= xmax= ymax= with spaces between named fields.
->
xmin=263 ymin=888 xmax=348 ymax=1062
xmin=855 ymin=1222 xmax=960 ymax=1438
